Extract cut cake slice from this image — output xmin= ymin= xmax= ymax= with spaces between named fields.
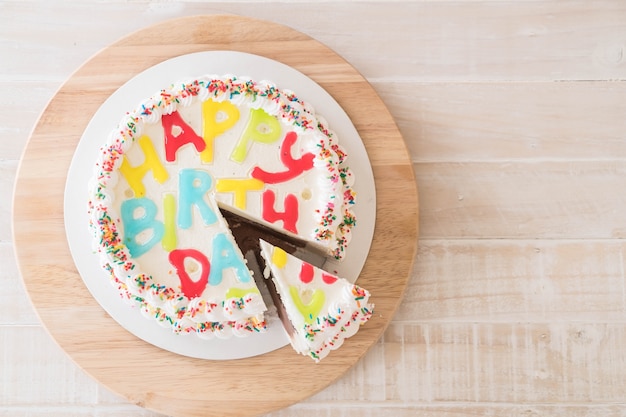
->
xmin=259 ymin=239 xmax=374 ymax=362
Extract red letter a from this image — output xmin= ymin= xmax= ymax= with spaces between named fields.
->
xmin=162 ymin=111 xmax=206 ymax=162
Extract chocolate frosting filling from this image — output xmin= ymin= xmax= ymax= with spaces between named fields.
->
xmin=220 ymin=208 xmax=326 ymax=338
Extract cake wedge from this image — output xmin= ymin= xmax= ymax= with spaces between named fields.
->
xmin=259 ymin=239 xmax=374 ymax=362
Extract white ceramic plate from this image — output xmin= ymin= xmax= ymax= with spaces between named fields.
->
xmin=64 ymin=51 xmax=376 ymax=360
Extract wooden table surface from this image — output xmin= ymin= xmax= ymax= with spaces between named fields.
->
xmin=2 ymin=1 xmax=626 ymax=416
xmin=11 ymin=14 xmax=417 ymax=417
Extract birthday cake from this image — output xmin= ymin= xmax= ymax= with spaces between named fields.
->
xmin=259 ymin=240 xmax=373 ymax=362
xmin=88 ymin=75 xmax=358 ymax=341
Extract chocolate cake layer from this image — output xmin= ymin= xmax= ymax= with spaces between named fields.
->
xmin=220 ymin=208 xmax=326 ymax=337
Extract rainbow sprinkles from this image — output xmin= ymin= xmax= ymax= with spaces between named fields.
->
xmin=88 ymin=74 xmax=366 ymax=356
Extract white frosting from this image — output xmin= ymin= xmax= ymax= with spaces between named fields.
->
xmin=88 ymin=75 xmax=356 ymax=339
xmin=259 ymin=239 xmax=373 ymax=362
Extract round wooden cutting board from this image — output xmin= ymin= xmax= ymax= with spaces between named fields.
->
xmin=12 ymin=15 xmax=418 ymax=417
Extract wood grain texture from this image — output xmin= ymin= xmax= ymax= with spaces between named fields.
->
xmin=404 ymin=240 xmax=626 ymax=322
xmin=0 ymin=243 xmax=39 ymax=325
xmin=4 ymin=1 xmax=626 ymax=417
xmin=11 ymin=14 xmax=417 ymax=417
xmin=384 ymin=322 xmax=626 ymax=403
xmin=4 ymin=1 xmax=626 ymax=83
xmin=416 ymin=161 xmax=626 ymax=239
xmin=0 ymin=161 xmax=17 ymax=242
xmin=384 ymin=82 xmax=626 ymax=162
